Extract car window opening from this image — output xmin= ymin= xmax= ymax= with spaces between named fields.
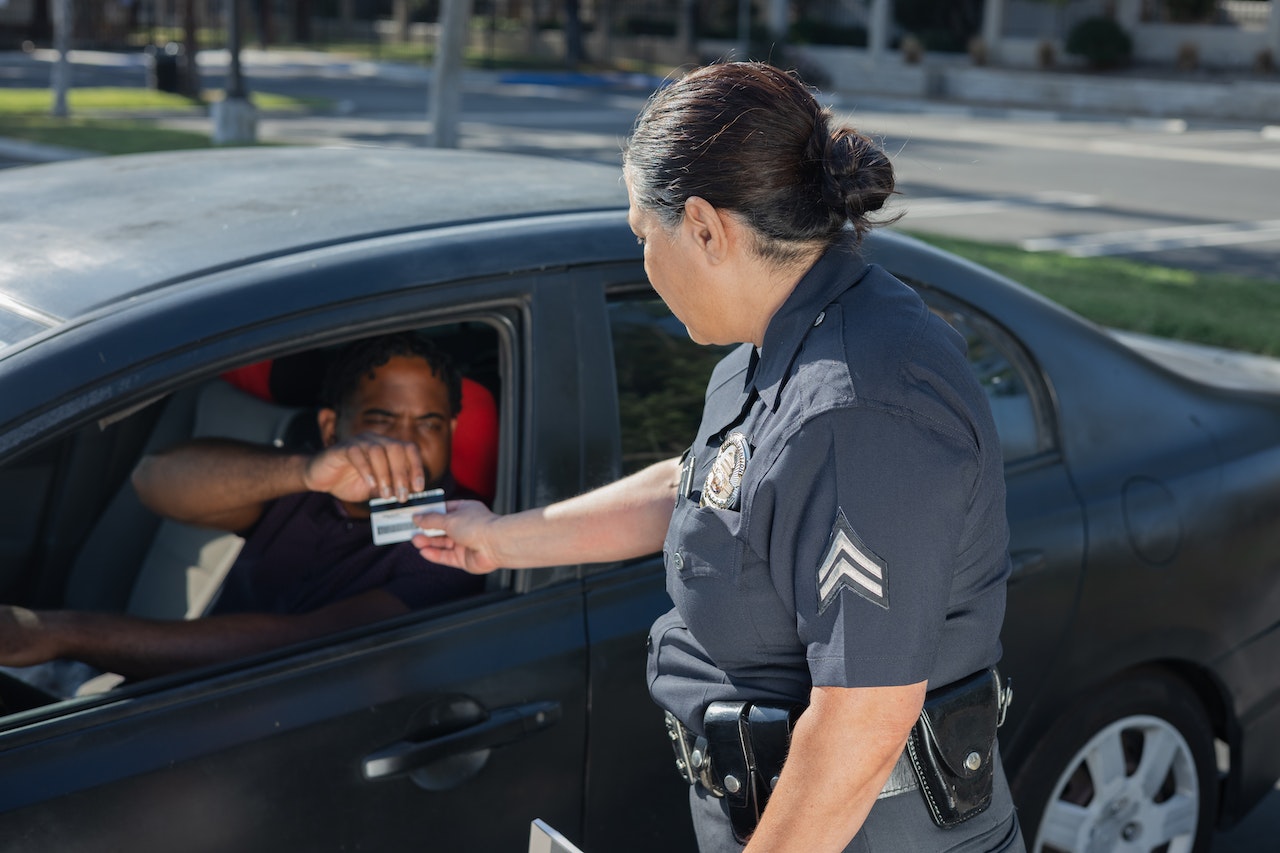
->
xmin=0 ymin=321 xmax=506 ymax=718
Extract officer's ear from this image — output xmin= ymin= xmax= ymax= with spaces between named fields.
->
xmin=317 ymin=407 xmax=339 ymax=448
xmin=682 ymin=196 xmax=732 ymax=265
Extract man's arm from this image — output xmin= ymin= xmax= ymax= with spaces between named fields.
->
xmin=0 ymin=589 xmax=408 ymax=681
xmin=132 ymin=434 xmax=426 ymax=532
xmin=414 ymin=457 xmax=681 ymax=574
xmin=743 ymin=682 xmax=927 ymax=852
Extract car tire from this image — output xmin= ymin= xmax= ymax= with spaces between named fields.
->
xmin=1012 ymin=670 xmax=1217 ymax=853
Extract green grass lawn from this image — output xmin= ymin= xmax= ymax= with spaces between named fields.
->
xmin=908 ymin=232 xmax=1280 ymax=357
xmin=0 ymin=116 xmax=215 ymax=155
xmin=0 ymin=87 xmax=323 ymax=116
xmin=0 ymin=87 xmax=324 ymax=154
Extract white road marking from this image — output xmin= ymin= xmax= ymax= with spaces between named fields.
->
xmin=898 ymin=191 xmax=1101 ymax=219
xmin=1021 ymin=219 xmax=1280 ymax=257
xmin=837 ymin=110 xmax=1280 ymax=171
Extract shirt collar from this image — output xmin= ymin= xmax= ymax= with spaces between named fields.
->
xmin=750 ymin=237 xmax=870 ymax=410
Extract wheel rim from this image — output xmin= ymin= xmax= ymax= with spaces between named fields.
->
xmin=1032 ymin=714 xmax=1200 ymax=853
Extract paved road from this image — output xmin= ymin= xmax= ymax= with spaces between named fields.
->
xmin=237 ymin=54 xmax=1280 ymax=282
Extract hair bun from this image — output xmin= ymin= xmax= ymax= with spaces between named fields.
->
xmin=821 ymin=129 xmax=896 ymax=222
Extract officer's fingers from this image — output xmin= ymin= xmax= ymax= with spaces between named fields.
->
xmin=413 ymin=535 xmax=465 ymax=570
xmin=414 ymin=535 xmax=497 ymax=575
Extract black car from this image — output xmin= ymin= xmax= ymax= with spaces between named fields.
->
xmin=0 ymin=148 xmax=1277 ymax=853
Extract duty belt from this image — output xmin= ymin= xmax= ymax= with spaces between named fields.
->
xmin=663 ymin=669 xmax=1011 ymax=840
xmin=665 ymin=702 xmax=918 ymax=843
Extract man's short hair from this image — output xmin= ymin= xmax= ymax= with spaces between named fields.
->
xmin=321 ymin=333 xmax=463 ymax=417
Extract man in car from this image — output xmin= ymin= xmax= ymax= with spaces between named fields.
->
xmin=0 ymin=333 xmax=484 ymax=685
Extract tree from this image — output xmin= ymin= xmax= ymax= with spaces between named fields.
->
xmin=181 ymin=0 xmax=201 ymax=98
xmin=894 ymin=0 xmax=985 ymax=52
xmin=563 ymin=0 xmax=587 ymax=67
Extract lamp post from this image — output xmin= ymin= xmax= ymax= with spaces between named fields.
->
xmin=212 ymin=0 xmax=258 ymax=144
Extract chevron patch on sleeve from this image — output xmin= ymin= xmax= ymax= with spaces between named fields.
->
xmin=817 ymin=508 xmax=889 ymax=613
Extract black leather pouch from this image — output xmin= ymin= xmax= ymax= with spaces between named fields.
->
xmin=906 ymin=668 xmax=1000 ymax=828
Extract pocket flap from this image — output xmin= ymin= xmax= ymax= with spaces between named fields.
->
xmin=918 ymin=669 xmax=999 ymax=779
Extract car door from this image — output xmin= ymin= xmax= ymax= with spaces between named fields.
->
xmin=572 ymin=278 xmax=733 ymax=853
xmin=912 ymin=288 xmax=1087 ymax=765
xmin=0 ymin=272 xmax=595 ymax=853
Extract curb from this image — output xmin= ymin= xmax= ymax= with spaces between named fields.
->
xmin=0 ymin=136 xmax=94 ymax=163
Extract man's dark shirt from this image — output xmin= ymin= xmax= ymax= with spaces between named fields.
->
xmin=210 ymin=478 xmax=483 ymax=616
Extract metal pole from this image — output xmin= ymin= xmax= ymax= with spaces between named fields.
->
xmin=431 ymin=0 xmax=473 ymax=148
xmin=868 ymin=0 xmax=889 ymax=68
xmin=51 ymin=0 xmax=71 ymax=118
xmin=737 ymin=0 xmax=749 ymax=59
xmin=1269 ymin=0 xmax=1280 ymax=63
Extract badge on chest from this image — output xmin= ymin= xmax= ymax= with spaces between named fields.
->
xmin=700 ymin=432 xmax=751 ymax=511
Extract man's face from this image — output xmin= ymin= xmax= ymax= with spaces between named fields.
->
xmin=327 ymin=355 xmax=456 ymax=490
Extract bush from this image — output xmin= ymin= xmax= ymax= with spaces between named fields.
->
xmin=916 ymin=27 xmax=969 ymax=54
xmin=1065 ymin=16 xmax=1133 ymax=70
xmin=1165 ymin=0 xmax=1216 ymax=23
xmin=621 ymin=17 xmax=676 ymax=37
xmin=788 ymin=19 xmax=867 ymax=48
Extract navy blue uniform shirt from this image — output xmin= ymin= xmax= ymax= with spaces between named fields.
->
xmin=648 ymin=239 xmax=1011 ymax=734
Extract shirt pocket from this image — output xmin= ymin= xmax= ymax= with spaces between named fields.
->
xmin=666 ymin=503 xmax=743 ymax=580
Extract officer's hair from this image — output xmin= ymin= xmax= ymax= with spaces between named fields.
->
xmin=321 ymin=332 xmax=463 ymax=417
xmin=623 ymin=61 xmax=898 ymax=262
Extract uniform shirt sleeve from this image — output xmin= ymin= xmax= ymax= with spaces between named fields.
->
xmin=749 ymin=404 xmax=981 ymax=688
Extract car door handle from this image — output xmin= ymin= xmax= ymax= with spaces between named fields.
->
xmin=362 ymin=700 xmax=562 ymax=780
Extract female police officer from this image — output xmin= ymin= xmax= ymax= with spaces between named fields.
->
xmin=415 ymin=62 xmax=1024 ymax=853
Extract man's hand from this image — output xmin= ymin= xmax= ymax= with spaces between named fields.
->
xmin=0 ymin=606 xmax=57 ymax=668
xmin=412 ymin=500 xmax=504 ymax=575
xmin=303 ymin=432 xmax=426 ymax=504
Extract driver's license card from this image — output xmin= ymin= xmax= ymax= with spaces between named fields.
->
xmin=369 ymin=488 xmax=445 ymax=545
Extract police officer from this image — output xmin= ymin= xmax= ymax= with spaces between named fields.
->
xmin=416 ymin=62 xmax=1025 ymax=853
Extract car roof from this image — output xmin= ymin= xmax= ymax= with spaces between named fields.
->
xmin=0 ymin=147 xmax=629 ymax=350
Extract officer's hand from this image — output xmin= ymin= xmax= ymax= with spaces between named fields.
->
xmin=302 ymin=433 xmax=426 ymax=504
xmin=0 ymin=606 xmax=55 ymax=668
xmin=413 ymin=500 xmax=503 ymax=575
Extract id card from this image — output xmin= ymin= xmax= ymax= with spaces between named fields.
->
xmin=369 ymin=488 xmax=445 ymax=545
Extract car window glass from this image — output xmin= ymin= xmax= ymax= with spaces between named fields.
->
xmin=608 ymin=293 xmax=734 ymax=476
xmin=920 ymin=296 xmax=1052 ymax=463
xmin=608 ymin=289 xmax=1051 ymax=468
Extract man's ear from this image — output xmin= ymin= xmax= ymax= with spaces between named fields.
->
xmin=316 ymin=408 xmax=339 ymax=448
xmin=682 ymin=196 xmax=731 ymax=264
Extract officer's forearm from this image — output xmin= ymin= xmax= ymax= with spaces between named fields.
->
xmin=132 ymin=438 xmax=310 ymax=530
xmin=743 ymin=682 xmax=927 ymax=853
xmin=491 ymin=457 xmax=680 ymax=568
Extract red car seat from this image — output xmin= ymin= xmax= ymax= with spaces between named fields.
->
xmin=222 ymin=361 xmax=498 ymax=504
